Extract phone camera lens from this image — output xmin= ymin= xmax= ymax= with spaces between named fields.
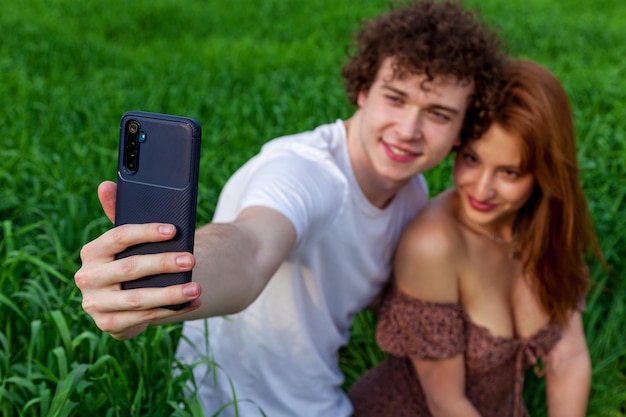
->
xmin=129 ymin=121 xmax=139 ymax=133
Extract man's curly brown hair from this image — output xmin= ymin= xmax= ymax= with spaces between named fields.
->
xmin=341 ymin=0 xmax=506 ymax=143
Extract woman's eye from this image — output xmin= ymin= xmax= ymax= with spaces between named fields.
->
xmin=463 ymin=152 xmax=477 ymax=163
xmin=504 ymin=169 xmax=520 ymax=178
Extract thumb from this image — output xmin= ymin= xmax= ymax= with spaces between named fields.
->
xmin=97 ymin=181 xmax=117 ymax=223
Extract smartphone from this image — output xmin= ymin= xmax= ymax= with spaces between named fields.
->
xmin=115 ymin=111 xmax=201 ymax=310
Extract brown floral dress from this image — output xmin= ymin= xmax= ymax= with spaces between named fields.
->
xmin=348 ymin=286 xmax=562 ymax=417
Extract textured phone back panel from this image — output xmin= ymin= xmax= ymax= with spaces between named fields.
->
xmin=116 ymin=179 xmax=195 ymax=289
xmin=115 ymin=111 xmax=201 ymax=291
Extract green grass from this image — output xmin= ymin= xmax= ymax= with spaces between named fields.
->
xmin=0 ymin=0 xmax=624 ymax=415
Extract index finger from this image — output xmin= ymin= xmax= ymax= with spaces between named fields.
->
xmin=80 ymin=222 xmax=178 ymax=264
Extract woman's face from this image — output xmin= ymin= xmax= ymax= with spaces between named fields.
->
xmin=453 ymin=123 xmax=536 ymax=234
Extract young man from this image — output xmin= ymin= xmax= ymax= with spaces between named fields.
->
xmin=75 ymin=1 xmax=505 ymax=415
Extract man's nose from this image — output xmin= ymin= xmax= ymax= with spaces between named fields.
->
xmin=397 ymin=109 xmax=422 ymax=141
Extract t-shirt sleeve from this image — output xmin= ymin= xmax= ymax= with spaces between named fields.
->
xmin=376 ymin=286 xmax=466 ymax=360
xmin=235 ymin=146 xmax=348 ymax=247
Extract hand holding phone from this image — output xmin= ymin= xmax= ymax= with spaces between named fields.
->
xmin=114 ymin=111 xmax=202 ymax=309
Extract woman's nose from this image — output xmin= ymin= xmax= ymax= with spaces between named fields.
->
xmin=473 ymin=172 xmax=496 ymax=200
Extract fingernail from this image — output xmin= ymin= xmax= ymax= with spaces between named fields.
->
xmin=175 ymin=255 xmax=192 ymax=268
xmin=183 ymin=283 xmax=199 ymax=297
xmin=188 ymin=298 xmax=201 ymax=309
xmin=158 ymin=224 xmax=175 ymax=235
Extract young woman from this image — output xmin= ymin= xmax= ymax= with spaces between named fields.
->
xmin=348 ymin=59 xmax=605 ymax=417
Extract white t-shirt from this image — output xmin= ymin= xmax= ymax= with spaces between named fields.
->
xmin=176 ymin=120 xmax=429 ymax=417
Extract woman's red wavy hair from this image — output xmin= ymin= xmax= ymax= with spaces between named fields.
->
xmin=497 ymin=60 xmax=605 ymax=324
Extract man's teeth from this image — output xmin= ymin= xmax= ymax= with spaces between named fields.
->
xmin=389 ymin=145 xmax=412 ymax=156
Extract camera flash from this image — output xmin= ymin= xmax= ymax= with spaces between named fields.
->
xmin=138 ymin=130 xmax=147 ymax=142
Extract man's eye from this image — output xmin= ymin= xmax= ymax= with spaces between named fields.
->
xmin=430 ymin=110 xmax=450 ymax=121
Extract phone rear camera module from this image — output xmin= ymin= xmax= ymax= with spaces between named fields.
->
xmin=124 ymin=120 xmax=141 ymax=174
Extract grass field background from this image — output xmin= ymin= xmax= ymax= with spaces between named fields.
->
xmin=1 ymin=0 xmax=624 ymax=415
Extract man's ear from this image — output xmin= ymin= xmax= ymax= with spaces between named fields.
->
xmin=357 ymin=89 xmax=368 ymax=107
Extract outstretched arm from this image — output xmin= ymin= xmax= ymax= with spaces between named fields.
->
xmin=545 ymin=310 xmax=591 ymax=417
xmin=176 ymin=204 xmax=297 ymax=321
xmin=75 ymin=181 xmax=296 ymax=340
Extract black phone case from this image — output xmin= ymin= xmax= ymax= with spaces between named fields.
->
xmin=115 ymin=111 xmax=201 ymax=310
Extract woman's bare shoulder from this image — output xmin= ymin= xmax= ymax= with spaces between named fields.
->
xmin=394 ymin=189 xmax=465 ymax=303
xmin=399 ymin=190 xmax=463 ymax=251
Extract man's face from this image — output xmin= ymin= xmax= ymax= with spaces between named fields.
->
xmin=349 ymin=58 xmax=474 ymax=204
